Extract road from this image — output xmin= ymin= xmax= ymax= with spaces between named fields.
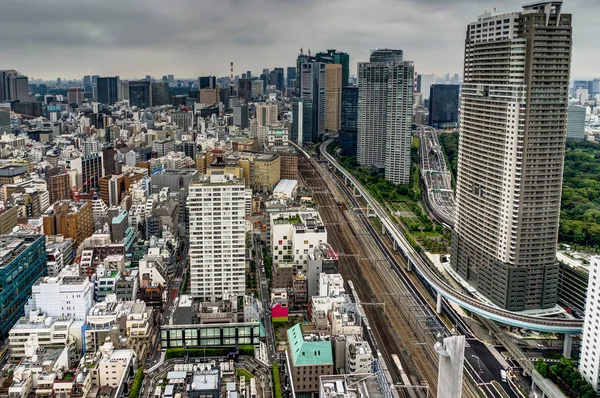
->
xmin=146 ymin=239 xmax=189 ymax=368
xmin=254 ymin=233 xmax=277 ymax=363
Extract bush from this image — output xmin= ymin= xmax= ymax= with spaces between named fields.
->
xmin=536 ymin=358 xmax=548 ymax=377
xmin=129 ymin=367 xmax=144 ymax=398
xmin=272 ymin=362 xmax=283 ymax=398
xmin=165 ymin=345 xmax=255 ymax=360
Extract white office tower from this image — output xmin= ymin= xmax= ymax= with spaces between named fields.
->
xmin=24 ymin=276 xmax=94 ymax=321
xmin=188 ymin=172 xmax=246 ymax=301
xmin=451 ymin=2 xmax=572 ymax=310
xmin=419 ymin=74 xmax=436 ymax=101
xmin=580 ymin=257 xmax=600 ymax=392
xmin=358 ymin=49 xmax=414 ymax=184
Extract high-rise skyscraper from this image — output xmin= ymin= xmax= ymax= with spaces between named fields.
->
xmin=451 ymin=1 xmax=572 ymax=311
xmin=357 ymin=49 xmax=413 ymax=184
xmin=428 ymin=84 xmax=460 ymax=129
xmin=237 ymin=78 xmax=253 ymax=101
xmin=9 ymin=75 xmax=29 ymax=101
xmin=198 ymin=76 xmax=216 ymax=89
xmin=255 ymin=101 xmax=278 ymax=148
xmin=151 ymin=82 xmax=170 ymax=106
xmin=339 ymin=86 xmax=359 ymax=156
xmin=97 ymin=77 xmax=118 ymax=105
xmin=187 ymin=172 xmax=246 ymax=301
xmin=128 ymin=80 xmax=152 ymax=108
xmin=297 ymin=54 xmax=326 ymax=144
xmin=315 ymin=49 xmax=350 ymax=87
xmin=270 ymin=68 xmax=285 ymax=92
xmin=325 ymin=64 xmax=342 ymax=132
xmin=286 ymin=67 xmax=297 ymax=91
xmin=417 ymin=74 xmax=436 ymax=101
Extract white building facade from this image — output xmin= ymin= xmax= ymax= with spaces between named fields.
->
xmin=187 ymin=172 xmax=246 ymax=301
xmin=580 ymin=257 xmax=600 ymax=392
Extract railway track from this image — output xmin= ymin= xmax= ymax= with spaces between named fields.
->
xmin=299 ymin=156 xmax=455 ymax=397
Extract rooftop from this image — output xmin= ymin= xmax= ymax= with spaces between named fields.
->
xmin=0 ymin=235 xmax=44 ymax=269
xmin=287 ymin=324 xmax=333 ymax=366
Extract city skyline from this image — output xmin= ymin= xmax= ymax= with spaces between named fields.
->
xmin=2 ymin=0 xmax=598 ymax=80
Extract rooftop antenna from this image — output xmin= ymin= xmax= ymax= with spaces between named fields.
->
xmin=300 ymin=47 xmax=303 ymax=55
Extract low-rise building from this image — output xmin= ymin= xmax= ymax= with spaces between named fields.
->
xmin=287 ymin=323 xmax=334 ymax=396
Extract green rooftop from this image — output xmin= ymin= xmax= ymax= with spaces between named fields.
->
xmin=287 ymin=324 xmax=333 ymax=366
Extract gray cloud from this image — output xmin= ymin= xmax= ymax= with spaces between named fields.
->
xmin=0 ymin=0 xmax=596 ymax=80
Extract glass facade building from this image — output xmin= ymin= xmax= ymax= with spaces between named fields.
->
xmin=0 ymin=234 xmax=47 ymax=337
xmin=428 ymin=84 xmax=460 ymax=129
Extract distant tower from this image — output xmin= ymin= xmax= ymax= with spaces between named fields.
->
xmin=230 ymin=61 xmax=234 ymax=96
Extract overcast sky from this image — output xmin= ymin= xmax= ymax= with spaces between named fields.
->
xmin=1 ymin=0 xmax=597 ymax=81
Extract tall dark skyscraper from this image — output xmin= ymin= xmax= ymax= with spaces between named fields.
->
xmin=339 ymin=86 xmax=359 ymax=156
xmin=451 ymin=1 xmax=572 ymax=311
xmin=286 ymin=66 xmax=297 ymax=91
xmin=291 ymin=97 xmax=314 ymax=146
xmin=297 ymin=52 xmax=326 ymax=144
xmin=198 ymin=76 xmax=216 ymax=89
xmin=237 ymin=78 xmax=252 ymax=101
xmin=128 ymin=80 xmax=152 ymax=108
xmin=428 ymin=84 xmax=460 ymax=128
xmin=315 ymin=49 xmax=350 ymax=87
xmin=97 ymin=77 xmax=118 ymax=105
xmin=270 ymin=68 xmax=285 ymax=92
xmin=151 ymin=82 xmax=170 ymax=106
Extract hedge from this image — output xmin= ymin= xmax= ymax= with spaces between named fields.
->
xmin=272 ymin=362 xmax=282 ymax=398
xmin=129 ymin=367 xmax=144 ymax=398
xmin=165 ymin=345 xmax=255 ymax=360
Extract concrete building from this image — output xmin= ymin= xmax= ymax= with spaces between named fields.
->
xmin=273 ymin=179 xmax=298 ymax=199
xmin=451 ymin=2 xmax=572 ymax=310
xmin=152 ymin=138 xmax=175 ymax=157
xmin=270 ymin=210 xmax=327 ymax=271
xmin=233 ymin=104 xmax=249 ymax=129
xmin=46 ymin=168 xmax=71 ymax=205
xmin=436 ymin=335 xmax=466 ymax=398
xmin=266 ymin=125 xmax=289 ymax=150
xmin=580 ymin=256 xmax=600 ymax=392
xmin=187 ymin=172 xmax=246 ymax=301
xmin=325 ymin=64 xmax=342 ymax=132
xmin=255 ymin=102 xmax=278 ymax=148
xmin=24 ymin=275 xmax=92 ymax=321
xmin=199 ymin=87 xmax=220 ymax=106
xmin=0 ymin=234 xmax=47 ymax=337
xmin=8 ymin=311 xmax=79 ymax=360
xmin=45 ymin=237 xmax=74 ymax=277
xmin=358 ymin=49 xmax=413 ymax=184
xmin=279 ymin=152 xmax=298 ymax=180
xmin=67 ymin=87 xmax=84 ymax=105
xmin=0 ymin=206 xmax=18 ymax=235
xmin=42 ymin=200 xmax=94 ymax=249
xmin=567 ymin=104 xmax=586 ymax=140
xmin=287 ymin=323 xmax=334 ymax=396
xmin=171 ymin=112 xmax=193 ymax=131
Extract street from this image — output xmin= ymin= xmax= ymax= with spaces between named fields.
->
xmin=254 ymin=233 xmax=277 ymax=363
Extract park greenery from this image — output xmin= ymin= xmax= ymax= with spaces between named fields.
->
xmin=559 ymin=139 xmax=600 ymax=249
xmin=536 ymin=358 xmax=596 ymax=398
xmin=438 ymin=135 xmax=600 ymax=250
xmin=128 ymin=367 xmax=144 ymax=398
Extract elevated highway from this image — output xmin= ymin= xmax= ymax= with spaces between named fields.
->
xmin=319 ymin=139 xmax=583 ymax=335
